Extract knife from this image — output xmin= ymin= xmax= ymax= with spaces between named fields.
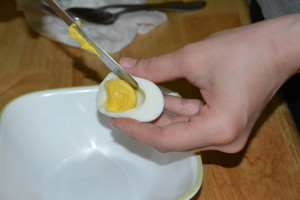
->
xmin=44 ymin=0 xmax=139 ymax=89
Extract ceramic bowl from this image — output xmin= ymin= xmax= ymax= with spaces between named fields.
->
xmin=0 ymin=86 xmax=203 ymax=200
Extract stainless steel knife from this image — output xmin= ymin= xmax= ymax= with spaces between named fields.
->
xmin=44 ymin=0 xmax=139 ymax=89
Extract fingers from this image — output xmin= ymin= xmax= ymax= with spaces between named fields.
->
xmin=152 ymin=112 xmax=190 ymax=127
xmin=109 ymin=95 xmax=206 ymax=152
xmin=110 ymin=117 xmax=199 ymax=152
xmin=110 ymin=109 xmax=216 ymax=152
xmin=163 ymin=95 xmax=203 ymax=116
xmin=119 ymin=52 xmax=185 ymax=83
xmin=110 ymin=107 xmax=250 ymax=153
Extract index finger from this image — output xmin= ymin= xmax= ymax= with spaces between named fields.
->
xmin=119 ymin=52 xmax=186 ymax=83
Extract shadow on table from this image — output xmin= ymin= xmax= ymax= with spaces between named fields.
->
xmin=72 ymin=56 xmax=104 ymax=84
xmin=281 ymin=74 xmax=300 ymax=132
xmin=53 ymin=41 xmax=104 ymax=84
xmin=0 ymin=0 xmax=21 ymax=22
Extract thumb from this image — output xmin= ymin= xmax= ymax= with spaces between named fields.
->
xmin=119 ymin=52 xmax=185 ymax=83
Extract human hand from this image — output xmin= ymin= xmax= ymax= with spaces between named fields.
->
xmin=110 ymin=14 xmax=300 ymax=153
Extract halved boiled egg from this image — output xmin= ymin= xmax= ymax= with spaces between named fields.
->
xmin=96 ymin=72 xmax=164 ymax=122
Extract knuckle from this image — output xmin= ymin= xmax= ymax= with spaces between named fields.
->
xmin=181 ymin=43 xmax=197 ymax=54
xmin=213 ymin=116 xmax=246 ymax=146
xmin=153 ymin=140 xmax=173 ymax=153
xmin=151 ymin=130 xmax=174 ymax=153
xmin=139 ymin=57 xmax=158 ymax=71
xmin=155 ymin=145 xmax=172 ymax=153
xmin=217 ymin=129 xmax=238 ymax=146
xmin=177 ymin=43 xmax=204 ymax=77
xmin=152 ymin=140 xmax=172 ymax=153
xmin=178 ymin=45 xmax=196 ymax=66
xmin=226 ymin=142 xmax=247 ymax=153
xmin=216 ymin=137 xmax=248 ymax=154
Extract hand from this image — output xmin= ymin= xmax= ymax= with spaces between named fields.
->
xmin=110 ymin=14 xmax=300 ymax=153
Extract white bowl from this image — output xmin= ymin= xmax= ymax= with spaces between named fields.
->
xmin=0 ymin=86 xmax=203 ymax=200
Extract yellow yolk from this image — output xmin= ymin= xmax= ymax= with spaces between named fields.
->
xmin=104 ymin=78 xmax=136 ymax=112
xmin=68 ymin=21 xmax=100 ymax=56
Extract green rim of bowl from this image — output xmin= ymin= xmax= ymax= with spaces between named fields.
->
xmin=177 ymin=154 xmax=203 ymax=200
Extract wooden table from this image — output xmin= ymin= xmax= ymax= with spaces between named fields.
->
xmin=1 ymin=0 xmax=300 ymax=199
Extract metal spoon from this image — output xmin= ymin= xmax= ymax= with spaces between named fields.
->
xmin=42 ymin=1 xmax=206 ymax=25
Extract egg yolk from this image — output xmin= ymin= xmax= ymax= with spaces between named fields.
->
xmin=104 ymin=78 xmax=137 ymax=112
xmin=68 ymin=21 xmax=100 ymax=56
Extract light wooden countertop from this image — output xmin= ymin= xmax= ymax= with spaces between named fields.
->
xmin=0 ymin=0 xmax=299 ymax=199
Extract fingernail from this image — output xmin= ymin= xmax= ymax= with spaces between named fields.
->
xmin=109 ymin=119 xmax=120 ymax=131
xmin=120 ymin=57 xmax=137 ymax=68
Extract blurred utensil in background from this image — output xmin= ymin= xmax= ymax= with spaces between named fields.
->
xmin=41 ymin=1 xmax=206 ymax=24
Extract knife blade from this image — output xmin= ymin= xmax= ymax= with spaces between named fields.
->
xmin=44 ymin=0 xmax=139 ymax=89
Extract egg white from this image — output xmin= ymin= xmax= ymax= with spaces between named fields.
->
xmin=96 ymin=72 xmax=164 ymax=122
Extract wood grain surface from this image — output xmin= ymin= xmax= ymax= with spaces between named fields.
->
xmin=0 ymin=0 xmax=299 ymax=199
